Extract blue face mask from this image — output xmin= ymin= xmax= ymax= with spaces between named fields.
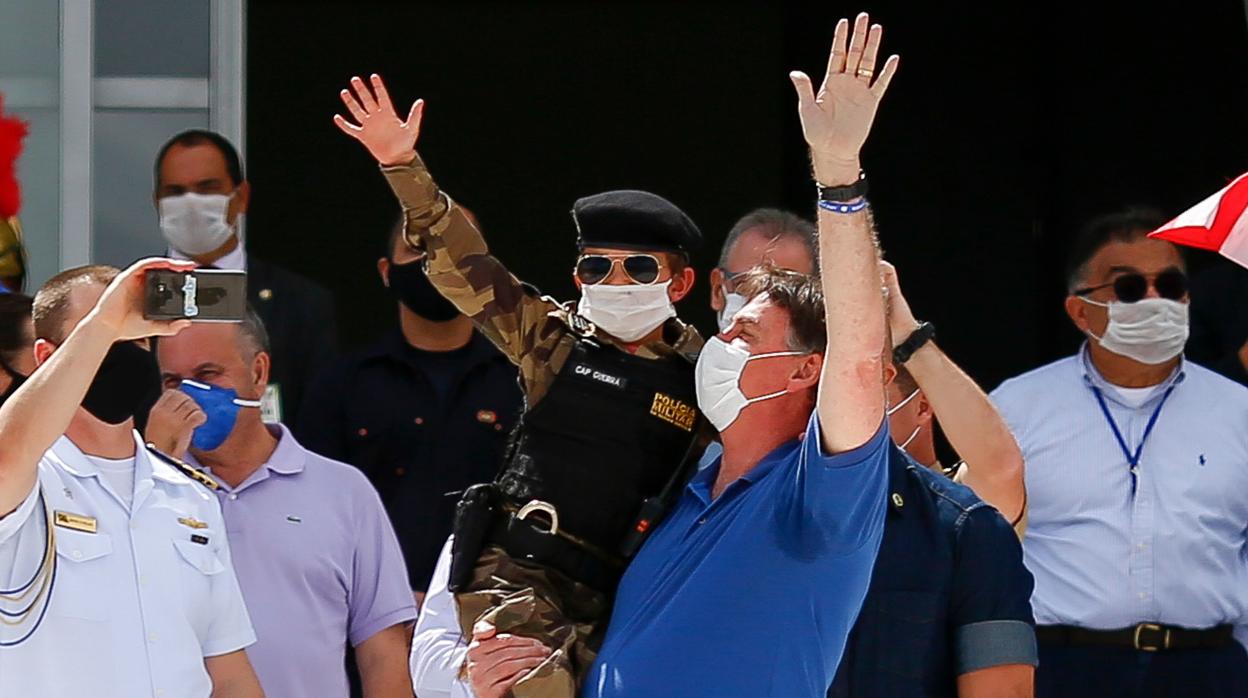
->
xmin=179 ymin=379 xmax=262 ymax=452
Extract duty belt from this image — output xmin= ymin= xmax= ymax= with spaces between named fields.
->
xmin=1036 ymin=623 xmax=1234 ymax=652
xmin=488 ymin=500 xmax=626 ymax=594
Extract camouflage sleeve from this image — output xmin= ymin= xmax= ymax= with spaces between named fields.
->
xmin=381 ymin=155 xmax=561 ymax=371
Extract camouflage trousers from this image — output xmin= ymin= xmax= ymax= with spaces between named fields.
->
xmin=455 ymin=545 xmax=610 ymax=698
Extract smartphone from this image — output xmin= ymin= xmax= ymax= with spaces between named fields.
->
xmin=144 ymin=269 xmax=248 ymax=322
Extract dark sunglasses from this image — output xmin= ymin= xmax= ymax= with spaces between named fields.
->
xmin=575 ymin=254 xmax=663 ymax=285
xmin=1074 ymin=268 xmax=1188 ymax=303
xmin=718 ymin=268 xmax=749 ymax=293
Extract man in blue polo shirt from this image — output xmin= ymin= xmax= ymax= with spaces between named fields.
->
xmin=584 ymin=13 xmax=898 ymax=697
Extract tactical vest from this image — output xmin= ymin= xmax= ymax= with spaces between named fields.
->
xmin=496 ymin=331 xmax=700 ymax=554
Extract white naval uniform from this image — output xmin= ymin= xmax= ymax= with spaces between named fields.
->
xmin=0 ymin=432 xmax=256 ymax=698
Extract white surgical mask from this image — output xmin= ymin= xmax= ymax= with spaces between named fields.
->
xmin=887 ymin=388 xmax=922 ymax=450
xmin=695 ymin=336 xmax=803 ymax=432
xmin=159 ymin=191 xmax=236 ymax=256
xmin=716 ymin=291 xmax=748 ymax=333
xmin=893 ymin=427 xmax=923 ymax=454
xmin=578 ymin=280 xmax=676 ymax=342
xmin=886 ymin=388 xmax=919 ymax=416
xmin=1080 ymin=297 xmax=1189 ymax=365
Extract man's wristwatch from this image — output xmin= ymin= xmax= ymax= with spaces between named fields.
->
xmin=817 ymin=172 xmax=869 ymax=203
xmin=892 ymin=321 xmax=935 ymax=364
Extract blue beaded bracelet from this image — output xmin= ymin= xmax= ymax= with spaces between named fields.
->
xmin=817 ymin=198 xmax=868 ymax=214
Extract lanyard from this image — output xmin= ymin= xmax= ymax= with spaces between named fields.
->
xmin=1091 ymin=385 xmax=1174 ymax=496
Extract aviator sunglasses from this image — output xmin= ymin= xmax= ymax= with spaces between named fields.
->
xmin=1073 ymin=268 xmax=1188 ymax=303
xmin=575 ymin=254 xmax=664 ymax=285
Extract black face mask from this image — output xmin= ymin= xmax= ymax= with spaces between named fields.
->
xmin=387 ymin=258 xmax=460 ymax=322
xmin=81 ymin=341 xmax=163 ymax=425
xmin=0 ymin=355 xmax=25 ymax=407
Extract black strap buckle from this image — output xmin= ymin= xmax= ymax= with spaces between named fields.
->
xmin=1133 ymin=623 xmax=1171 ymax=652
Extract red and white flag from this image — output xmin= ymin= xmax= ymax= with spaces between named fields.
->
xmin=1149 ymin=173 xmax=1248 ymax=267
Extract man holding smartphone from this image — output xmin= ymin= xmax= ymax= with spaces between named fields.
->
xmin=0 ymin=259 xmax=261 ymax=697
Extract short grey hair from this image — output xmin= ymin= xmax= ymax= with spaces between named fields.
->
xmin=717 ymin=208 xmax=817 ymax=270
xmin=236 ymin=304 xmax=270 ymax=359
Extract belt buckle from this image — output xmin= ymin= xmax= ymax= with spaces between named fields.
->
xmin=1133 ymin=623 xmax=1170 ymax=652
xmin=516 ymin=500 xmax=560 ymax=536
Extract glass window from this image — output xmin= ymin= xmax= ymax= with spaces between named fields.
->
xmin=0 ymin=0 xmax=61 ymax=289
xmin=95 ymin=0 xmax=211 ymax=78
xmin=93 ymin=110 xmax=209 ymax=267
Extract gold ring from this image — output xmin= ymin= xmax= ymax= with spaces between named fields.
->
xmin=856 ymin=68 xmax=874 ymax=79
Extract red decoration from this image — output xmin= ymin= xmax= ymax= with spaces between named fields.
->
xmin=1149 ymin=173 xmax=1248 ymax=268
xmin=0 ymin=96 xmax=30 ymax=219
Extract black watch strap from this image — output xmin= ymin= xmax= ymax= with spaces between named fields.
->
xmin=817 ymin=173 xmax=869 ymax=203
xmin=893 ymin=321 xmax=936 ymax=364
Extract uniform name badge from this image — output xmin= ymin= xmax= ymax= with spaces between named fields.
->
xmin=261 ymin=383 xmax=283 ymax=424
xmin=53 ymin=510 xmax=97 ymax=534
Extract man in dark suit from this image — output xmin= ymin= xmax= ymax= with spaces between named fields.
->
xmin=152 ymin=129 xmax=337 ymax=422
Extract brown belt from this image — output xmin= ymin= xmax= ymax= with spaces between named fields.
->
xmin=1036 ymin=623 xmax=1234 ymax=652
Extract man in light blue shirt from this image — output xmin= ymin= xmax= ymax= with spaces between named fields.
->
xmin=584 ymin=14 xmax=896 ymax=697
xmin=992 ymin=207 xmax=1248 ymax=697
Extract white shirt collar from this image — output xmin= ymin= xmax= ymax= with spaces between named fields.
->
xmin=167 ymin=237 xmax=247 ymax=271
xmin=1078 ymin=341 xmax=1186 ymax=406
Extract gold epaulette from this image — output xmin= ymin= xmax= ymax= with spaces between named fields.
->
xmin=144 ymin=443 xmax=221 ymax=491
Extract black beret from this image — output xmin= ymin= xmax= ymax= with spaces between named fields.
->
xmin=572 ymin=190 xmax=702 ymax=256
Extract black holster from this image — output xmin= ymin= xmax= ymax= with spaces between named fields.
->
xmin=449 ymin=483 xmax=498 ymax=592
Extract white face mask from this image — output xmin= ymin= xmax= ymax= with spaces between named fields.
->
xmin=896 ymin=426 xmax=921 ymax=451
xmin=887 ymin=388 xmax=921 ymax=450
xmin=716 ymin=291 xmax=748 ymax=333
xmin=578 ymin=280 xmax=676 ymax=342
xmin=695 ymin=336 xmax=804 ymax=432
xmin=159 ymin=191 xmax=236 ymax=256
xmin=1080 ymin=297 xmax=1189 ymax=365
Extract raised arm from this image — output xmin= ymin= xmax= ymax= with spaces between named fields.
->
xmin=334 ymin=75 xmax=558 ymax=372
xmin=0 ymin=259 xmax=194 ymax=517
xmin=790 ymin=13 xmax=899 ymax=453
xmin=883 ymin=262 xmax=1027 ymax=524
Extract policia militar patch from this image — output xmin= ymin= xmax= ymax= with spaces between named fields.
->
xmin=650 ymin=392 xmax=697 ymax=432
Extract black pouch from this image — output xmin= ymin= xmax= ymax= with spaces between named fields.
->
xmin=449 ymin=483 xmax=498 ymax=592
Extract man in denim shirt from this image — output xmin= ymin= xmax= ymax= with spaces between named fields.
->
xmin=826 ymin=441 xmax=1036 ymax=697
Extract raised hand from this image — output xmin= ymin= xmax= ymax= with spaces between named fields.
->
xmin=880 ymin=261 xmax=921 ymax=345
xmin=333 ymin=74 xmax=424 ymax=167
xmin=789 ymin=12 xmax=899 ymax=183
xmin=89 ymin=258 xmax=196 ymax=341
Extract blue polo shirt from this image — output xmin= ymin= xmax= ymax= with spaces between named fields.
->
xmin=584 ymin=412 xmax=889 ymax=698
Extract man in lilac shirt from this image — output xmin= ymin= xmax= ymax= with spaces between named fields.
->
xmin=148 ymin=310 xmax=417 ymax=697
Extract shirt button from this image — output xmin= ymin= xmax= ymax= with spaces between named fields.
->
xmin=228 ymin=493 xmax=238 ymax=500
xmin=71 ymin=550 xmax=83 ymax=560
xmin=357 ymin=428 xmax=368 ymax=437
xmin=414 ymin=417 xmax=424 ymax=425
xmin=149 ymin=632 xmax=158 ymax=642
xmin=1137 ymin=542 xmax=1147 ymax=550
xmin=156 ymin=689 xmax=166 ymax=698
xmin=1139 ymin=592 xmax=1148 ymax=599
xmin=697 ymin=518 xmax=707 ymax=525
